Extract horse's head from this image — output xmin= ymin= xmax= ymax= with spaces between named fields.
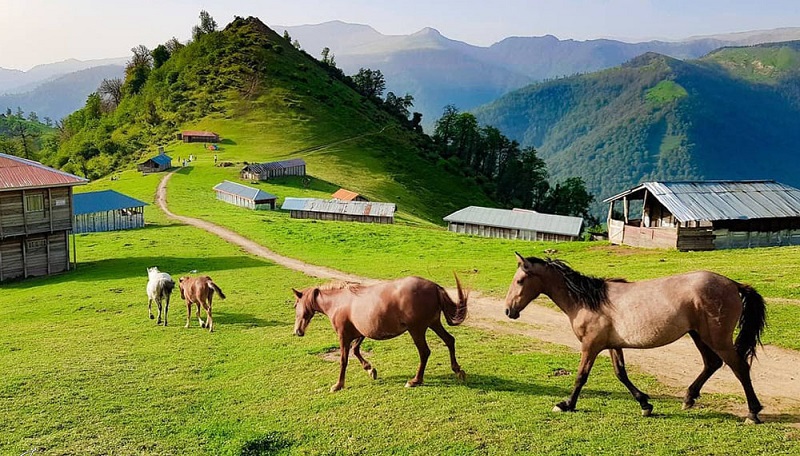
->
xmin=504 ymin=252 xmax=545 ymax=319
xmin=292 ymin=287 xmax=319 ymax=337
xmin=178 ymin=276 xmax=188 ymax=299
xmin=147 ymin=266 xmax=160 ymax=278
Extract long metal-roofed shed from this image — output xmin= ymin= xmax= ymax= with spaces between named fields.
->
xmin=604 ymin=180 xmax=800 ymax=250
xmin=281 ymin=197 xmax=395 ymax=224
xmin=213 ymin=181 xmax=277 ymax=210
xmin=444 ymin=206 xmax=583 ymax=242
xmin=178 ymin=130 xmax=220 ymax=143
xmin=0 ymin=153 xmax=87 ymax=281
xmin=137 ymin=151 xmax=172 ymax=173
xmin=73 ymin=190 xmax=147 ymax=233
xmin=241 ymin=159 xmax=306 ymax=181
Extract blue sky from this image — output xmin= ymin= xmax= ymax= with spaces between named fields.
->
xmin=2 ymin=0 xmax=799 ymax=70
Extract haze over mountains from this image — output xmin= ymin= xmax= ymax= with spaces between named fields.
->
xmin=4 ymin=23 xmax=800 ymax=125
xmin=277 ymin=22 xmax=800 ymax=127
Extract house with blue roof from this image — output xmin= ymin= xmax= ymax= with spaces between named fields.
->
xmin=73 ymin=190 xmax=147 ymax=233
xmin=213 ymin=181 xmax=277 ymax=210
xmin=137 ymin=151 xmax=172 ymax=173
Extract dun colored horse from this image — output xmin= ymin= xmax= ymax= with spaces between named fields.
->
xmin=292 ymin=275 xmax=468 ymax=392
xmin=146 ymin=267 xmax=175 ymax=325
xmin=179 ymin=276 xmax=226 ymax=332
xmin=505 ymin=253 xmax=766 ymax=424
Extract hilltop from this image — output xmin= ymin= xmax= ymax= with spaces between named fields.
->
xmin=472 ymin=42 xmax=800 ymax=215
xmin=42 ymin=15 xmax=495 ymax=223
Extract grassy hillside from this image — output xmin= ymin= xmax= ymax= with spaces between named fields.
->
xmin=47 ymin=16 xmax=493 ymax=223
xmin=473 ymin=43 xmax=800 ymax=216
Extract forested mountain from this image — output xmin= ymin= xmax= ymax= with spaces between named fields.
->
xmin=278 ymin=22 xmax=800 ymax=129
xmin=472 ymin=41 xmax=800 ymax=216
xmin=0 ymin=65 xmax=125 ymax=120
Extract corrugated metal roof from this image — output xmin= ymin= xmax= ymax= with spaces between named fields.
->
xmin=243 ymin=159 xmax=306 ymax=173
xmin=332 ymin=188 xmax=361 ymax=201
xmin=73 ymin=190 xmax=148 ymax=215
xmin=281 ymin=197 xmax=396 ymax=217
xmin=213 ymin=181 xmax=277 ymax=202
xmin=149 ymin=154 xmax=172 ymax=166
xmin=603 ymin=180 xmax=800 ymax=222
xmin=0 ymin=153 xmax=88 ymax=190
xmin=182 ymin=130 xmax=218 ymax=137
xmin=443 ymin=206 xmax=584 ymax=237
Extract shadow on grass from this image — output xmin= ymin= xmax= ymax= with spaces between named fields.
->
xmin=267 ymin=175 xmax=340 ymax=194
xmin=214 ymin=310 xmax=284 ymax=328
xmin=5 ymin=255 xmax=273 ymax=289
xmin=761 ymin=412 xmax=800 ymax=425
xmin=174 ymin=166 xmax=195 ymax=175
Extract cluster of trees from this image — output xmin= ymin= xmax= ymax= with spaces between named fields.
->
xmin=431 ymin=105 xmax=594 ymax=220
xmin=0 ymin=108 xmax=52 ymax=160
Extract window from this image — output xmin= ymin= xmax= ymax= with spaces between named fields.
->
xmin=25 ymin=194 xmax=45 ymax=213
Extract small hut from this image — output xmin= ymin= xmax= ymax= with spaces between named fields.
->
xmin=332 ymin=188 xmax=368 ymax=202
xmin=213 ymin=181 xmax=277 ymax=210
xmin=137 ymin=151 xmax=172 ymax=173
xmin=604 ymin=180 xmax=800 ymax=250
xmin=443 ymin=206 xmax=583 ymax=242
xmin=178 ymin=130 xmax=220 ymax=143
xmin=281 ymin=197 xmax=395 ymax=224
xmin=241 ymin=159 xmax=306 ymax=181
xmin=73 ymin=190 xmax=147 ymax=233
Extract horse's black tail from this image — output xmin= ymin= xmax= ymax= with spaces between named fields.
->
xmin=163 ymin=279 xmax=176 ymax=296
xmin=439 ymin=273 xmax=468 ymax=326
xmin=735 ymin=284 xmax=766 ymax=365
xmin=209 ymin=281 xmax=226 ymax=300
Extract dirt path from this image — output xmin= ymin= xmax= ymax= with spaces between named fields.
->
xmin=157 ymin=173 xmax=800 ymax=419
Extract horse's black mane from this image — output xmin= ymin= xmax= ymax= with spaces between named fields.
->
xmin=527 ymin=257 xmax=620 ymax=311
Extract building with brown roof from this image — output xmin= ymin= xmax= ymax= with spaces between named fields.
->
xmin=178 ymin=130 xmax=220 ymax=143
xmin=332 ymin=188 xmax=368 ymax=202
xmin=0 ymin=153 xmax=87 ymax=281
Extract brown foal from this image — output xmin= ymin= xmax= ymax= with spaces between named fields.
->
xmin=292 ymin=275 xmax=468 ymax=392
xmin=179 ymin=275 xmax=226 ymax=332
xmin=505 ymin=253 xmax=766 ymax=424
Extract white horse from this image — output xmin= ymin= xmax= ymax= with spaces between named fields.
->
xmin=146 ymin=267 xmax=175 ymax=325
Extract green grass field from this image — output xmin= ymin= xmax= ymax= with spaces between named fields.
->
xmin=3 ymin=164 xmax=800 ymax=454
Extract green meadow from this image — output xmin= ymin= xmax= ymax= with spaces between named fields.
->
xmin=2 ymin=160 xmax=800 ymax=454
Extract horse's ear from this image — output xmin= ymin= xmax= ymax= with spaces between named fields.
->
xmin=515 ymin=252 xmax=532 ymax=272
xmin=292 ymin=288 xmax=303 ymax=299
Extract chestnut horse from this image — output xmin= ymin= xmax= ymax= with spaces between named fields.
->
xmin=505 ymin=253 xmax=766 ymax=424
xmin=179 ymin=276 xmax=226 ymax=332
xmin=292 ymin=275 xmax=468 ymax=392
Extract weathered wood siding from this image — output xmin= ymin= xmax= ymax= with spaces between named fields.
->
xmin=0 ymin=232 xmax=69 ymax=281
xmin=0 ymin=188 xmax=72 ymax=238
xmin=289 ymin=210 xmax=393 ymax=224
xmin=447 ymin=222 xmax=576 ymax=242
xmin=242 ymin=164 xmax=306 ymax=181
xmin=214 ymin=191 xmax=275 ymax=210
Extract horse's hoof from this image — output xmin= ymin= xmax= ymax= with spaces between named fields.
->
xmin=682 ymin=399 xmax=695 ymax=410
xmin=330 ymin=384 xmax=343 ymax=393
xmin=552 ymin=405 xmax=567 ymax=413
xmin=552 ymin=402 xmax=572 ymax=413
xmin=368 ymin=368 xmax=378 ymax=380
xmin=641 ymin=404 xmax=654 ymax=417
xmin=745 ymin=415 xmax=762 ymax=425
xmin=149 ymin=315 xmax=154 ymax=320
xmin=405 ymin=380 xmax=422 ymax=388
xmin=455 ymin=370 xmax=466 ymax=382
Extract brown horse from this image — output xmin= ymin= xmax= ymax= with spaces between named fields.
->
xmin=292 ymin=275 xmax=468 ymax=392
xmin=179 ymin=276 xmax=226 ymax=332
xmin=505 ymin=253 xmax=766 ymax=424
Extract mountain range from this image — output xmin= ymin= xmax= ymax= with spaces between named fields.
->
xmin=6 ymin=23 xmax=800 ymax=125
xmin=277 ymin=22 xmax=800 ymax=127
xmin=472 ymin=41 xmax=800 ymax=215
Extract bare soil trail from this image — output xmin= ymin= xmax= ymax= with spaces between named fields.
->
xmin=157 ymin=172 xmax=800 ymax=420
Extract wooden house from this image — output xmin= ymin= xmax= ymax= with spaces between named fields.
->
xmin=604 ymin=180 xmax=800 ymax=250
xmin=73 ymin=190 xmax=147 ymax=233
xmin=443 ymin=206 xmax=583 ymax=242
xmin=178 ymin=130 xmax=220 ymax=143
xmin=241 ymin=159 xmax=306 ymax=181
xmin=213 ymin=181 xmax=277 ymax=210
xmin=332 ymin=188 xmax=368 ymax=202
xmin=281 ymin=197 xmax=395 ymax=224
xmin=0 ymin=153 xmax=87 ymax=281
xmin=137 ymin=151 xmax=172 ymax=173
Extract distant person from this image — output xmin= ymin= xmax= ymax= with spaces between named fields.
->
xmin=183 ymin=159 xmax=187 ymax=167
xmin=214 ymin=154 xmax=218 ymax=164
